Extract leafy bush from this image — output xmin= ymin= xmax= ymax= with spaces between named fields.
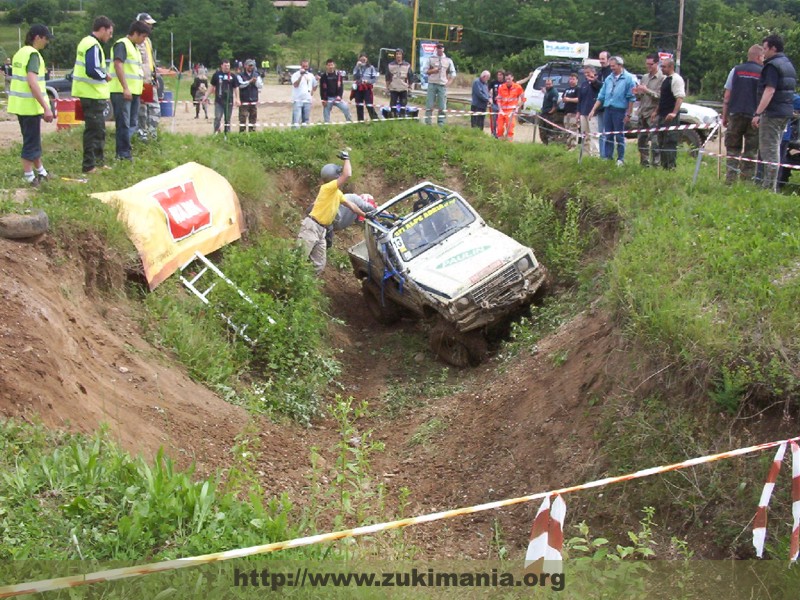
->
xmin=214 ymin=236 xmax=341 ymax=424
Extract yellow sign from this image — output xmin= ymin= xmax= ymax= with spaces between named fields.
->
xmin=92 ymin=162 xmax=244 ymax=289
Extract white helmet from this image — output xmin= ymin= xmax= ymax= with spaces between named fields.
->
xmin=320 ymin=163 xmax=342 ymax=182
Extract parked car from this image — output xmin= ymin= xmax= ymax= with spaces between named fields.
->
xmin=520 ymin=60 xmax=719 ymax=148
xmin=348 ymin=182 xmax=548 ymax=367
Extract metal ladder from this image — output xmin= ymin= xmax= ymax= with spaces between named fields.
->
xmin=179 ymin=251 xmax=275 ymax=345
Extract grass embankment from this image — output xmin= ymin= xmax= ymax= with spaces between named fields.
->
xmin=0 ymin=123 xmax=798 ymax=565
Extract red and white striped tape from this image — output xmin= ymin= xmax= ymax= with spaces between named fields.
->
xmin=753 ymin=442 xmax=787 ymax=557
xmin=525 ymin=494 xmax=565 ymax=573
xmin=791 ymin=441 xmax=800 ymax=562
xmin=1 ymin=434 xmax=798 ymax=598
xmin=535 ymin=113 xmax=716 ymax=139
xmin=701 ymin=149 xmax=800 ymax=172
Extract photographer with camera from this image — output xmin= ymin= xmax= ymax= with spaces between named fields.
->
xmin=291 ymin=59 xmax=317 ymax=128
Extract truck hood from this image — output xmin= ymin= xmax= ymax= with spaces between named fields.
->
xmin=404 ymin=226 xmax=527 ymax=298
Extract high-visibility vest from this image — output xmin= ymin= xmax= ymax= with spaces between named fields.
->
xmin=497 ymin=82 xmax=524 ymax=114
xmin=71 ymin=35 xmax=109 ymax=99
xmin=109 ymin=36 xmax=144 ymax=95
xmin=8 ymin=45 xmax=45 ymax=116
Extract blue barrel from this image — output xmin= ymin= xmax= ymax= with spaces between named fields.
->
xmin=160 ymin=90 xmax=174 ymax=117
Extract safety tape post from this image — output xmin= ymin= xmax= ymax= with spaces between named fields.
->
xmin=1 ymin=434 xmax=798 ymax=598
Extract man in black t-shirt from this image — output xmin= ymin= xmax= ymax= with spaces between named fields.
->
xmin=202 ymin=60 xmax=235 ymax=134
xmin=562 ymin=72 xmax=580 ymax=149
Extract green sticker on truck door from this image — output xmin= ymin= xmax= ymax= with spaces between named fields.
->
xmin=437 ymin=245 xmax=491 ymax=269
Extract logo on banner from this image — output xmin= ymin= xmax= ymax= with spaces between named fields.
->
xmin=543 ymin=40 xmax=589 ymax=59
xmin=658 ymin=52 xmax=674 ymax=63
xmin=153 ymin=181 xmax=212 ymax=241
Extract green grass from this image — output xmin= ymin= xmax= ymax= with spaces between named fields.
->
xmin=0 ymin=419 xmax=304 ymax=562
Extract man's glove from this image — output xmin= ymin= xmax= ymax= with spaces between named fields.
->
xmin=364 ymin=209 xmax=378 ymax=219
xmin=338 ymin=150 xmax=350 ymax=160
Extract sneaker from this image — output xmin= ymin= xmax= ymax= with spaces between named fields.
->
xmin=25 ymin=176 xmax=40 ymax=188
xmin=616 ymin=159 xmax=624 ymax=167
xmin=35 ymin=171 xmax=52 ymax=182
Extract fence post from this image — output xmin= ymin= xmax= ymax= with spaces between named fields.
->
xmin=692 ymin=147 xmax=705 ymax=187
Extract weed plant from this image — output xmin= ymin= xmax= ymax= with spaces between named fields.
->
xmin=0 ymin=419 xmax=304 ymax=562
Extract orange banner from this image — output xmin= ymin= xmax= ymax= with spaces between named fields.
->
xmin=92 ymin=162 xmax=244 ymax=289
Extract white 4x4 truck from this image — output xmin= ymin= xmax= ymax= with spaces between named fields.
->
xmin=348 ymin=182 xmax=548 ymax=367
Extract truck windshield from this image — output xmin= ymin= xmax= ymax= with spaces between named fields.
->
xmin=391 ymin=197 xmax=475 ymax=261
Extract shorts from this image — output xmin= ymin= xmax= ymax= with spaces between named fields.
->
xmin=18 ymin=115 xmax=43 ymax=161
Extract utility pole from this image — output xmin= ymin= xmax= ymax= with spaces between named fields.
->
xmin=411 ymin=0 xmax=420 ymax=78
xmin=676 ymin=0 xmax=685 ymax=74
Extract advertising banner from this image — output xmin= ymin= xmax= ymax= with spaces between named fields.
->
xmin=418 ymin=39 xmax=438 ymax=90
xmin=543 ymin=40 xmax=589 ymax=59
xmin=92 ymin=162 xmax=244 ymax=290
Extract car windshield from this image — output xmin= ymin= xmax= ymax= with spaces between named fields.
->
xmin=391 ymin=197 xmax=475 ymax=261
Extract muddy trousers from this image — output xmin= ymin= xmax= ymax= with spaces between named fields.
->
xmin=724 ymin=114 xmax=758 ymax=183
xmin=297 ymin=216 xmax=328 ymax=276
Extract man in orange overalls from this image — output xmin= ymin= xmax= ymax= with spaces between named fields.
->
xmin=496 ymin=71 xmax=526 ymax=141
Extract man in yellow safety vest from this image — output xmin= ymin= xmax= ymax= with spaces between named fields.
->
xmin=8 ymin=24 xmax=54 ymax=186
xmin=109 ymin=20 xmax=151 ymax=161
xmin=71 ymin=16 xmax=114 ymax=174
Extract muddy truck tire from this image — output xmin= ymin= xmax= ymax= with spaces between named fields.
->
xmin=429 ymin=319 xmax=488 ymax=368
xmin=362 ymin=279 xmax=401 ymax=325
xmin=0 ymin=209 xmax=49 ymax=240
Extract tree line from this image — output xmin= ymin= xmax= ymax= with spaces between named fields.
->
xmin=3 ymin=0 xmax=800 ymax=99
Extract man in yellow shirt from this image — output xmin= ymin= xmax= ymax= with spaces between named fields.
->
xmin=297 ymin=150 xmax=370 ymax=276
xmin=8 ymin=24 xmax=54 ymax=186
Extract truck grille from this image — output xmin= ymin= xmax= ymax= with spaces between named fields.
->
xmin=470 ymin=265 xmax=522 ymax=306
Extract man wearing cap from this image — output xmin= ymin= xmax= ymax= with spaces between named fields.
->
xmin=8 ymin=24 xmax=54 ymax=186
xmin=72 ymin=16 xmax=114 ymax=174
xmin=135 ymin=12 xmax=160 ymax=142
xmin=297 ymin=150 xmax=368 ymax=276
xmin=110 ymin=20 xmax=150 ymax=161
xmin=235 ymin=59 xmax=262 ymax=133
xmin=425 ymin=42 xmax=456 ymax=126
xmin=385 ymin=49 xmax=413 ymax=118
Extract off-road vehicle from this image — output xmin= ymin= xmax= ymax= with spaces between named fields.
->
xmin=348 ymin=182 xmax=548 ymax=367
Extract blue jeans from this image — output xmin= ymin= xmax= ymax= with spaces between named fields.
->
xmin=322 ymin=97 xmax=352 ymax=123
xmin=602 ymin=107 xmax=626 ymax=161
xmin=111 ymin=93 xmax=140 ymax=159
xmin=596 ymin=109 xmax=607 ymax=158
xmin=425 ymin=83 xmax=447 ymax=125
xmin=292 ymin=100 xmax=311 ymax=127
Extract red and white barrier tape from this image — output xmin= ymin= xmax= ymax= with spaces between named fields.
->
xmin=701 ymin=149 xmax=800 ymax=171
xmin=534 ymin=113 xmax=716 ymax=138
xmin=752 ymin=442 xmax=786 ymax=557
xmin=790 ymin=441 xmax=800 ymax=562
xmin=1 ymin=433 xmax=798 ymax=598
xmin=525 ymin=494 xmax=565 ymax=573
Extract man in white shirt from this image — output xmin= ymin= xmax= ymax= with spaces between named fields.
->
xmin=291 ymin=60 xmax=317 ymax=128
